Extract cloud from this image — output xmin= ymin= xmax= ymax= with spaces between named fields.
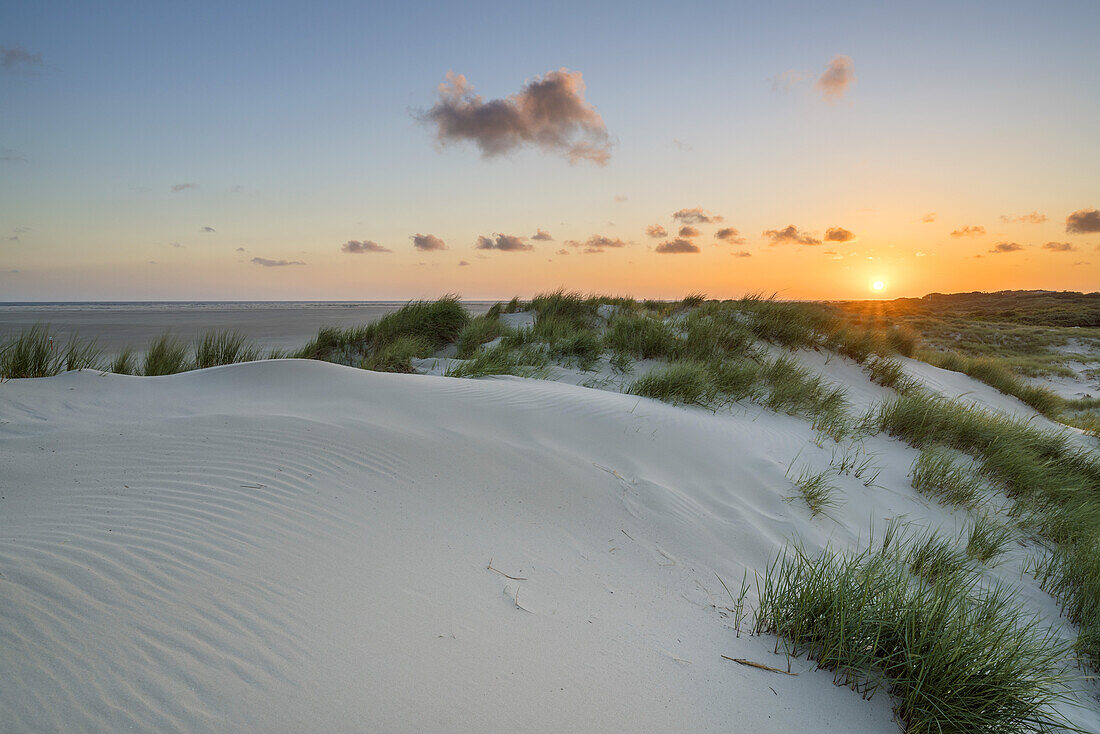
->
xmin=763 ymin=224 xmax=821 ymax=246
xmin=816 ymin=55 xmax=854 ymax=101
xmin=1066 ymin=208 xmax=1100 ymax=234
xmin=646 ymin=224 xmax=668 ymax=239
xmin=235 ymin=247 xmax=246 ymax=252
xmin=556 ymin=248 xmax=569 ymax=255
xmin=1 ymin=147 xmax=28 ymax=163
xmin=678 ymin=225 xmax=700 ymax=238
xmin=672 ymin=208 xmax=724 ymax=224
xmin=655 ymin=238 xmax=699 ymax=254
xmin=1 ymin=46 xmax=44 ymax=73
xmin=170 ymin=183 xmax=197 ymax=193
xmin=565 ymin=234 xmax=628 ymax=254
xmin=532 ymin=229 xmax=553 ymax=241
xmin=411 ymin=233 xmax=447 ymax=251
xmin=342 ymin=239 xmax=392 ymax=253
xmin=733 ymin=251 xmax=752 ymax=258
xmin=1041 ymin=241 xmax=1076 ymax=252
xmin=476 ymin=233 xmax=533 ymax=251
xmin=168 ymin=241 xmax=183 ymax=248
xmin=669 ymin=138 xmax=693 ymax=151
xmin=920 ymin=212 xmax=936 ymax=223
xmin=770 ymin=69 xmax=807 ymax=92
xmin=200 ymin=226 xmax=216 ymax=233
xmin=614 ymin=194 xmax=628 ymax=203
xmin=252 ymin=257 xmax=305 ymax=266
xmin=1000 ymin=211 xmax=1047 ymax=224
xmin=418 ymin=69 xmax=611 ymax=165
xmin=824 ymin=226 xmax=856 ymax=243
xmin=715 ymin=227 xmax=746 ymax=244
xmin=989 ymin=242 xmax=1024 ymax=254
xmin=950 ymin=225 xmax=986 ymax=238
xmin=458 ymin=260 xmax=470 ymax=266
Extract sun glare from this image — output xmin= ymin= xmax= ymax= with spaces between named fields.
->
xmin=871 ymin=280 xmax=886 ymax=292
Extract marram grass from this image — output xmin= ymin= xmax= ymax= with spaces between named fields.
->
xmin=754 ymin=543 xmax=1078 ymax=734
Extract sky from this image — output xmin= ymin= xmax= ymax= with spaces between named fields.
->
xmin=2 ymin=0 xmax=1098 ymax=301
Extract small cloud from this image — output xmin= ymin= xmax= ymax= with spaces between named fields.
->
xmin=1066 ymin=208 xmax=1100 ymax=234
xmin=251 ymin=257 xmax=305 ymax=267
xmin=458 ymin=260 xmax=470 ymax=266
xmin=950 ymin=225 xmax=985 ymax=238
xmin=200 ymin=226 xmax=216 ymax=233
xmin=816 ymin=55 xmax=854 ymax=101
xmin=411 ymin=233 xmax=447 ymax=251
xmin=614 ymin=194 xmax=628 ymax=203
xmin=919 ymin=212 xmax=936 ymax=223
xmin=342 ymin=239 xmax=392 ymax=253
xmin=1000 ymin=211 xmax=1047 ymax=224
xmin=170 ymin=183 xmax=197 ymax=193
xmin=646 ymin=224 xmax=668 ymax=239
xmin=673 ymin=208 xmax=724 ymax=224
xmin=824 ymin=226 xmax=856 ymax=243
xmin=733 ymin=251 xmax=752 ymax=258
xmin=417 ymin=68 xmax=611 ymax=165
xmin=1 ymin=46 xmax=45 ymax=73
xmin=565 ymin=234 xmax=628 ymax=254
xmin=763 ymin=225 xmax=821 ymax=246
xmin=235 ymin=247 xmax=246 ymax=252
xmin=556 ymin=248 xmax=569 ymax=255
xmin=655 ymin=238 xmax=699 ymax=254
xmin=476 ymin=233 xmax=532 ymax=251
xmin=715 ymin=227 xmax=746 ymax=244
xmin=770 ymin=69 xmax=807 ymax=92
xmin=678 ymin=225 xmax=700 ymax=238
xmin=147 ymin=261 xmax=156 ymax=265
xmin=1041 ymin=241 xmax=1076 ymax=252
xmin=1073 ymin=261 xmax=1092 ymax=266
xmin=531 ymin=229 xmax=553 ymax=241
xmin=168 ymin=241 xmax=183 ymax=248
xmin=669 ymin=138 xmax=693 ymax=151
xmin=915 ymin=251 xmax=927 ymax=257
xmin=989 ymin=242 xmax=1024 ymax=254
xmin=1 ymin=147 xmax=28 ymax=163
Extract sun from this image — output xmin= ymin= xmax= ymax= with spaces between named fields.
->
xmin=871 ymin=280 xmax=886 ymax=292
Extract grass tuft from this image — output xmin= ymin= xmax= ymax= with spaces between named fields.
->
xmin=142 ymin=334 xmax=190 ymax=376
xmin=755 ymin=543 xmax=1076 ymax=733
xmin=193 ymin=331 xmax=259 ymax=369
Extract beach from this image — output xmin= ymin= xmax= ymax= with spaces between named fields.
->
xmin=3 ymin=297 xmax=1099 ymax=732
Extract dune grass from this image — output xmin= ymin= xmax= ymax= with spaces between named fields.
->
xmin=966 ymin=514 xmax=1014 ymax=565
xmin=603 ymin=312 xmax=678 ymax=359
xmin=754 ymin=543 xmax=1076 ymax=733
xmin=444 ymin=343 xmax=549 ymax=379
xmin=294 ymin=296 xmax=468 ymax=370
xmin=0 ymin=324 xmax=106 ymax=378
xmin=871 ymin=389 xmax=1100 ymax=669
xmin=455 ymin=314 xmax=506 ymax=359
xmin=193 ymin=330 xmax=259 ymax=369
xmin=142 ymin=334 xmax=190 ymax=376
xmin=628 ymin=361 xmax=717 ymax=407
xmin=909 ymin=445 xmax=984 ymax=509
xmin=110 ymin=347 xmax=138 ymax=375
xmin=785 ymin=465 xmax=841 ymax=518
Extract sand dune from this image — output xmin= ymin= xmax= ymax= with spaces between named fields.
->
xmin=1 ymin=359 xmax=1096 ymax=732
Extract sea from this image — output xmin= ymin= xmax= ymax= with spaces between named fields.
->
xmin=0 ymin=301 xmax=496 ymax=358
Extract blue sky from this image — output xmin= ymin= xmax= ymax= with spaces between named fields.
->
xmin=2 ymin=0 xmax=1098 ymax=299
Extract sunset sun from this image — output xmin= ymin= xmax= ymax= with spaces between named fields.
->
xmin=872 ymin=280 xmax=886 ymax=292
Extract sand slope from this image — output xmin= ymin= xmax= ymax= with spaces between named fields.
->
xmin=1 ymin=360 xmax=1096 ymax=732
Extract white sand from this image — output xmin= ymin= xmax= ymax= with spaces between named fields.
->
xmin=2 ymin=355 xmax=1099 ymax=732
